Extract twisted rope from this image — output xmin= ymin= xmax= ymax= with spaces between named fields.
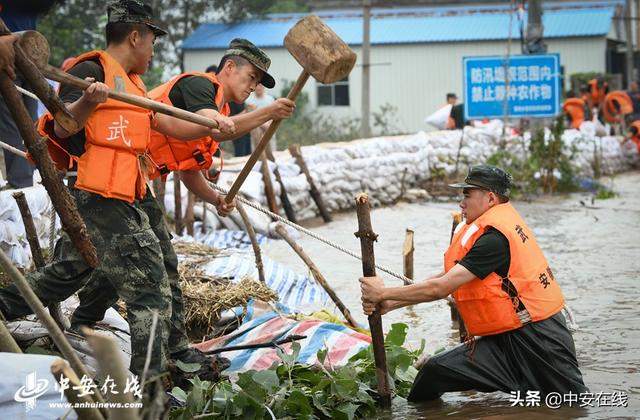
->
xmin=211 ymin=183 xmax=413 ymax=285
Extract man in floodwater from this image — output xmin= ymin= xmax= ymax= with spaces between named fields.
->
xmin=360 ymin=164 xmax=587 ymax=401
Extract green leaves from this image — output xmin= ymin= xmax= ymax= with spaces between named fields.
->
xmin=175 ymin=360 xmax=201 ymax=373
xmin=170 ymin=323 xmax=424 ymax=419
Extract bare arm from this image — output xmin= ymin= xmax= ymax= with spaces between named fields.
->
xmin=153 ymin=108 xmax=234 ymax=140
xmin=360 ymin=266 xmax=475 ymax=315
xmin=179 ymin=170 xmax=235 ymax=216
xmin=54 ymin=79 xmax=109 ymax=138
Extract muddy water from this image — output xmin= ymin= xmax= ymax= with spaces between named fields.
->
xmin=264 ymin=171 xmax=640 ymax=418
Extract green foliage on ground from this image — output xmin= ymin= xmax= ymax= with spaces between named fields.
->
xmin=169 ymin=323 xmax=424 ymax=419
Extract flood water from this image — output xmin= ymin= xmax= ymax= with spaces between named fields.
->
xmin=264 ymin=171 xmax=640 ymax=418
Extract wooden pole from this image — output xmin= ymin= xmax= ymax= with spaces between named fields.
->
xmin=276 ymin=224 xmax=357 ymax=328
xmin=225 ymin=70 xmax=310 ymax=204
xmin=0 ymin=73 xmax=99 ymax=268
xmin=50 ymin=359 xmax=105 ymax=420
xmin=174 ymin=175 xmax=183 ymax=235
xmin=403 ymin=229 xmax=414 ymax=280
xmin=12 ymin=191 xmax=46 ymax=268
xmin=185 ymin=192 xmax=195 ymax=236
xmin=289 ymin=144 xmax=332 ymax=223
xmin=83 ymin=329 xmax=139 ymax=420
xmin=448 ymin=212 xmax=467 ymax=342
xmin=201 ymin=201 xmax=208 ymax=234
xmin=354 ymin=193 xmax=391 ymax=407
xmin=0 ymin=249 xmax=106 ymax=407
xmin=260 ymin=153 xmax=279 ymax=215
xmin=0 ymin=321 xmax=22 ymax=353
xmin=236 ymin=201 xmax=266 ymax=283
xmin=264 ymin=146 xmax=297 ymax=223
xmin=12 ymin=191 xmax=68 ymax=330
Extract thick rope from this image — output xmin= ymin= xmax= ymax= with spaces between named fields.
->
xmin=211 ymin=183 xmax=414 ymax=285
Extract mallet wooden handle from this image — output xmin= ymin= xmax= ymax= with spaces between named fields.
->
xmin=41 ymin=64 xmax=220 ymax=130
xmin=225 ymin=70 xmax=311 ymax=204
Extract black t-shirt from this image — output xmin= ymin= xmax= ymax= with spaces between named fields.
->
xmin=58 ymin=59 xmax=105 ymax=158
xmin=458 ymin=227 xmax=510 ymax=279
xmin=168 ymin=76 xmax=218 ymax=113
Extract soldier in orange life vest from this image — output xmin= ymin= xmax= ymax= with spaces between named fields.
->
xmin=360 ymin=165 xmax=587 ymax=401
xmin=0 ymin=0 xmax=235 ymax=379
xmin=69 ymin=40 xmax=296 ymax=357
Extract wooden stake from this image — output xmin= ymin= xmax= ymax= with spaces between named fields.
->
xmin=0 ymin=249 xmax=106 ymax=407
xmin=448 ymin=212 xmax=467 ymax=342
xmin=403 ymin=229 xmax=414 ymax=280
xmin=236 ymin=201 xmax=265 ymax=283
xmin=260 ymin=153 xmax=279 ymax=215
xmin=264 ymin=147 xmax=297 ymax=223
xmin=83 ymin=329 xmax=139 ymax=420
xmin=12 ymin=191 xmax=68 ymax=331
xmin=354 ymin=193 xmax=391 ymax=407
xmin=174 ymin=175 xmax=183 ymax=235
xmin=12 ymin=191 xmax=46 ymax=268
xmin=0 ymin=73 xmax=98 ymax=268
xmin=0 ymin=321 xmax=22 ymax=353
xmin=201 ymin=201 xmax=208 ymax=234
xmin=50 ymin=359 xmax=105 ymax=420
xmin=289 ymin=144 xmax=332 ymax=223
xmin=185 ymin=192 xmax=195 ymax=236
xmin=276 ymin=224 xmax=357 ymax=328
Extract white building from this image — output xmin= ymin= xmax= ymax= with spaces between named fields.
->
xmin=182 ymin=1 xmax=630 ymax=133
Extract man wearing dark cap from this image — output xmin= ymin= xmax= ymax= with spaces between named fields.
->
xmin=360 ymin=164 xmax=587 ymax=402
xmin=69 ymin=38 xmax=295 ymax=368
xmin=0 ymin=0 xmax=235 ymax=381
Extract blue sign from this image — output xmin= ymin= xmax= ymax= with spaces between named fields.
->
xmin=463 ymin=54 xmax=560 ymax=120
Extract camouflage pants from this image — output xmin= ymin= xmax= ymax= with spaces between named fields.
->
xmin=0 ymin=188 xmax=171 ymax=377
xmin=72 ymin=191 xmax=190 ymax=354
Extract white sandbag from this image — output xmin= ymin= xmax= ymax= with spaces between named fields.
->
xmin=425 ymin=105 xmax=452 ymax=130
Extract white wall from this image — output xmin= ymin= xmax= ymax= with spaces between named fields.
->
xmin=184 ymin=37 xmax=606 ymax=133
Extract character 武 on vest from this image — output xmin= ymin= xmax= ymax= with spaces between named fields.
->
xmin=37 ymin=50 xmax=151 ymax=203
xmin=146 ymin=72 xmax=231 ymax=180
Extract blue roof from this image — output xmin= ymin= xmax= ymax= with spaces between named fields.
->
xmin=182 ymin=3 xmax=618 ymax=50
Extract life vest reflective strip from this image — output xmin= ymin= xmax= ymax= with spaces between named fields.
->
xmin=444 ymin=203 xmax=565 ymax=336
xmin=562 ymin=98 xmax=586 ymax=129
xmin=37 ymin=50 xmax=151 ymax=202
xmin=603 ymin=91 xmax=633 ymax=123
xmin=146 ymin=72 xmax=230 ymax=180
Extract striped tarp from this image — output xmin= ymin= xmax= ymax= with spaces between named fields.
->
xmin=194 ymin=302 xmax=371 ymax=372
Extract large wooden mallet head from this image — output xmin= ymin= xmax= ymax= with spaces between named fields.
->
xmin=225 ymin=15 xmax=356 ymax=204
xmin=284 ymin=15 xmax=356 ymax=84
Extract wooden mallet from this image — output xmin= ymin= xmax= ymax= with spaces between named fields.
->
xmin=17 ymin=30 xmax=222 ymax=131
xmin=223 ymin=15 xmax=357 ymax=204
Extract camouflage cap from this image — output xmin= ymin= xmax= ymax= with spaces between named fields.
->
xmin=449 ymin=164 xmax=513 ymax=198
xmin=223 ymin=38 xmax=275 ymax=88
xmin=107 ymin=0 xmax=167 ymax=37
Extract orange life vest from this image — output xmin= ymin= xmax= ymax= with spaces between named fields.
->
xmin=562 ymin=98 xmax=587 ymax=129
xmin=37 ymin=50 xmax=151 ymax=203
xmin=146 ymin=72 xmax=230 ymax=180
xmin=445 ymin=203 xmax=565 ymax=337
xmin=602 ymin=90 xmax=633 ymax=123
